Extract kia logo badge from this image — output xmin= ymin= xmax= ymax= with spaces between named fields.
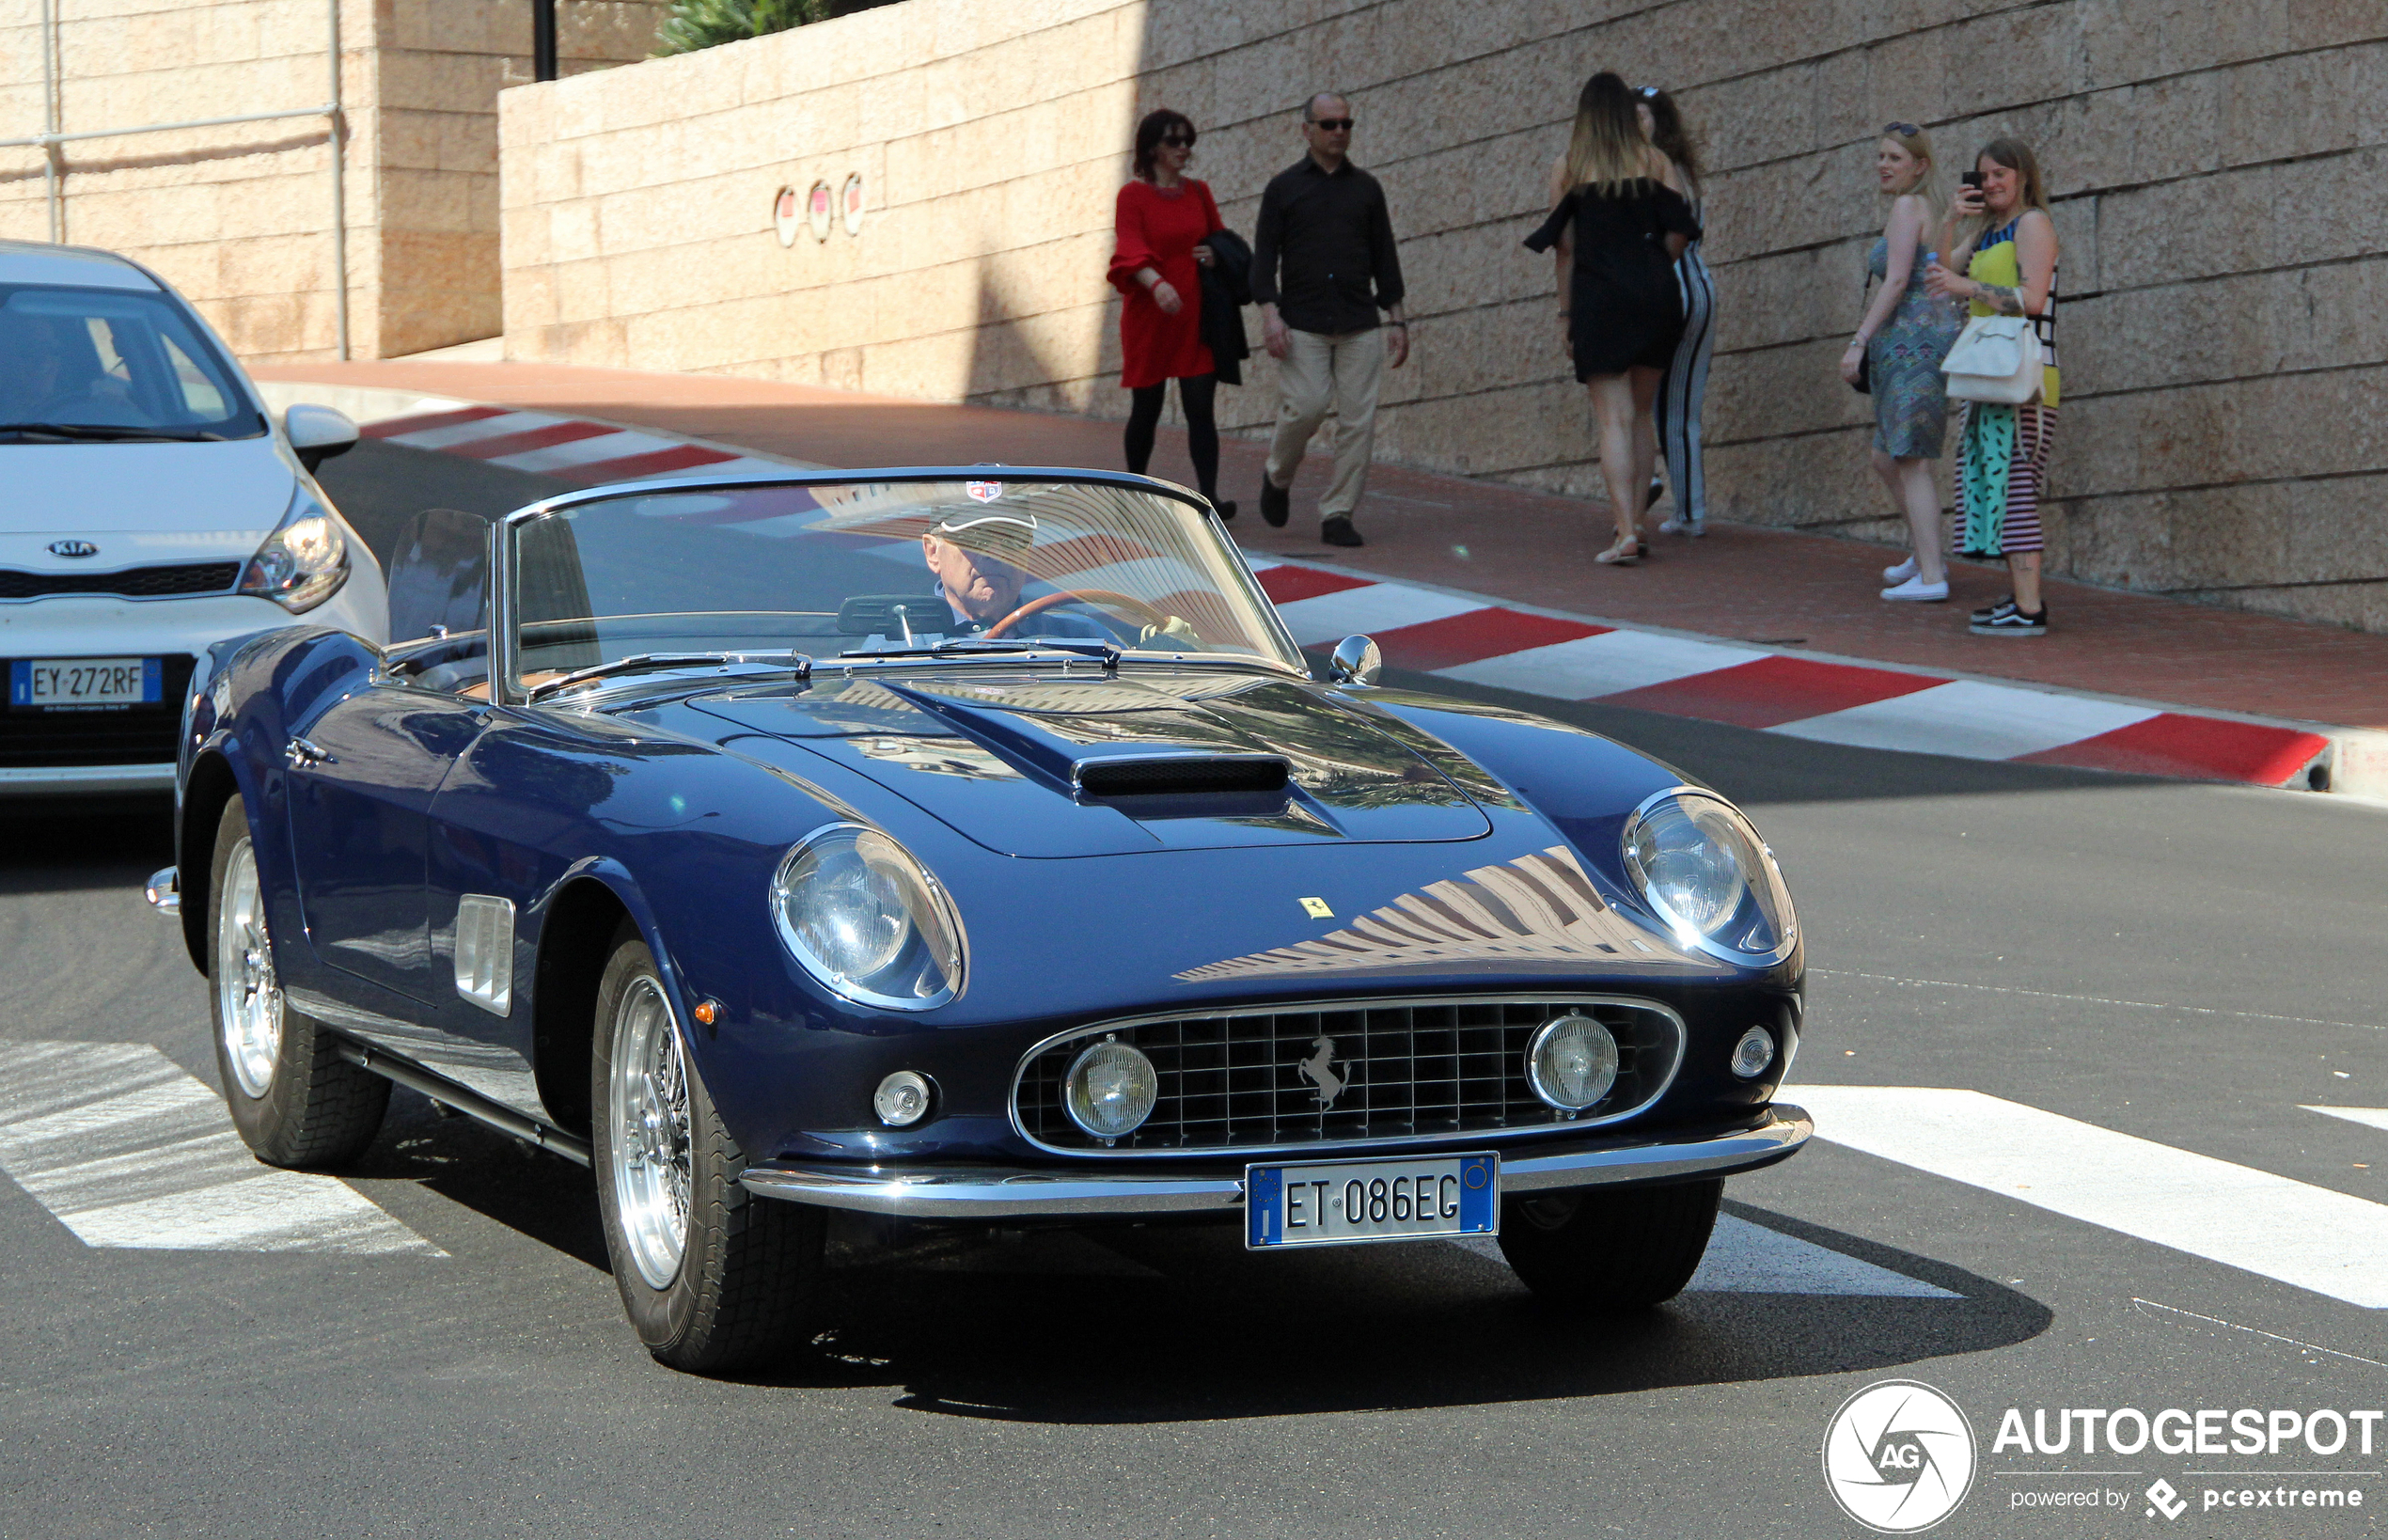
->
xmin=48 ymin=540 xmax=98 ymax=558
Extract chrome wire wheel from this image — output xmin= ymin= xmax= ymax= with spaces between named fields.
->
xmin=608 ymin=975 xmax=692 ymax=1289
xmin=214 ymin=837 xmax=282 ymax=1099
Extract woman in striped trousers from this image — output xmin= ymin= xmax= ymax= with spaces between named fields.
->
xmin=1642 ymin=87 xmax=1712 ymax=536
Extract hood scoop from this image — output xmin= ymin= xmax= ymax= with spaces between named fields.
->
xmin=1074 ymin=753 xmax=1289 ymax=799
xmin=684 ymin=670 xmax=1493 ymax=856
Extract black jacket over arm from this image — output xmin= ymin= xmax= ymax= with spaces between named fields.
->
xmin=1197 ymin=228 xmax=1253 ymax=385
xmin=1249 ymin=157 xmax=1406 ymax=336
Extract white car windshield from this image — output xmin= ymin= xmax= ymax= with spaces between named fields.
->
xmin=0 ymin=284 xmax=263 ymax=439
xmin=506 ymin=477 xmax=1301 ymax=693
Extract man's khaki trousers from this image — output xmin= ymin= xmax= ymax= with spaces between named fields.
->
xmin=1264 ymin=325 xmax=1385 ymax=521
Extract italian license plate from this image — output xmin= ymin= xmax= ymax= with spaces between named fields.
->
xmin=10 ymin=657 xmax=162 ymax=709
xmin=1246 ymin=1152 xmax=1498 ymax=1249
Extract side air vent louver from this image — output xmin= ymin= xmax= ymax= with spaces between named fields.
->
xmin=1075 ymin=754 xmax=1290 ymax=798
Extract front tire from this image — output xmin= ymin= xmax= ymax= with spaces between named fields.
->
xmin=1496 ymin=1178 xmax=1722 ymax=1311
xmin=209 ymin=794 xmax=389 ymax=1169
xmin=590 ymin=925 xmax=822 ymax=1373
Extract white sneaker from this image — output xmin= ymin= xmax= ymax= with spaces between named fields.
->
xmin=1882 ymin=556 xmax=1919 ymax=584
xmin=1880 ymin=575 xmax=1950 ymax=603
xmin=1658 ymin=515 xmax=1705 ymax=537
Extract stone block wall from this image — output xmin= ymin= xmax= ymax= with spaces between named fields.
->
xmin=0 ymin=0 xmax=666 ymax=361
xmin=501 ymin=0 xmax=2388 ymax=630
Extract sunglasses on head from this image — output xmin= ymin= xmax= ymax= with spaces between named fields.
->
xmin=1883 ymin=121 xmax=1921 ymax=136
xmin=1308 ymin=116 xmax=1355 ymax=132
xmin=1158 ymin=132 xmax=1195 ymax=148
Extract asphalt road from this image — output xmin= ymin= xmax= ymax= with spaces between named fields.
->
xmin=0 ymin=442 xmax=2380 ymax=1539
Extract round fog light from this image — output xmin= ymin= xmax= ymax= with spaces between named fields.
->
xmin=1527 ymin=1013 xmax=1618 ymax=1111
xmin=873 ymin=1070 xmax=934 ymax=1127
xmin=1730 ymin=1027 xmax=1776 ymax=1079
xmin=1063 ymin=1037 xmax=1157 ymax=1140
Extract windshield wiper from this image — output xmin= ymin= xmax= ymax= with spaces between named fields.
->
xmin=526 ymin=650 xmax=811 ymax=701
xmin=0 ymin=421 xmax=230 ymax=443
xmin=842 ymin=637 xmax=1122 ymax=665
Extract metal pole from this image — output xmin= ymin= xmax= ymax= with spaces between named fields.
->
xmin=327 ymin=0 xmax=349 ymax=360
xmin=39 ymin=0 xmax=59 ymax=242
xmin=533 ymin=0 xmax=558 ymax=83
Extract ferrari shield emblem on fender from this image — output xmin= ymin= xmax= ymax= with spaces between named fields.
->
xmin=1299 ymin=897 xmax=1333 ymax=919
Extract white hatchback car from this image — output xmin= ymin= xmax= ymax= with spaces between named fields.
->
xmin=0 ymin=240 xmax=385 ymax=794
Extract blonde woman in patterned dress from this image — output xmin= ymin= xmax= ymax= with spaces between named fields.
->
xmin=1926 ymin=137 xmax=2061 ymax=636
xmin=1842 ymin=123 xmax=1961 ymax=602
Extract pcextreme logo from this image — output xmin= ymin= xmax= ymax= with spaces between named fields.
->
xmin=1823 ymin=1379 xmax=1979 ymax=1532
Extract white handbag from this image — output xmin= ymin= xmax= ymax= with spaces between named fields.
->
xmin=1941 ymin=314 xmax=2041 ymax=404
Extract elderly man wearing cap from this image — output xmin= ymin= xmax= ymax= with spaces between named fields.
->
xmin=919 ymin=511 xmax=1112 ymax=640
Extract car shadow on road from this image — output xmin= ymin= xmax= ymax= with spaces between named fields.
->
xmin=727 ymin=1202 xmax=2049 ymax=1420
xmin=0 ymin=796 xmax=174 ymax=895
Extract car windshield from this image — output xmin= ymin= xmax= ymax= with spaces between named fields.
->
xmin=505 ymin=477 xmax=1302 ymax=694
xmin=0 ymin=284 xmax=262 ymax=438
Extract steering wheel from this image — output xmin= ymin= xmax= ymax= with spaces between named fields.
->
xmin=984 ymin=588 xmax=1174 ymax=640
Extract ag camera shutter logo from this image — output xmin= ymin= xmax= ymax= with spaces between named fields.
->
xmin=1823 ymin=1379 xmax=1978 ymax=1532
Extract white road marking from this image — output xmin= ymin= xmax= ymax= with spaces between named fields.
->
xmin=1769 ymin=679 xmax=2159 ymax=758
xmin=1270 ymin=584 xmax=1482 ymax=646
xmin=1449 ymin=1213 xmax=1959 ymax=1296
xmin=1795 ymin=1085 xmax=2388 ymax=1309
xmin=1437 ymin=629 xmax=1767 ymax=699
xmin=0 ymin=1042 xmax=440 ymax=1256
xmin=2304 ymin=1106 xmax=2388 ymax=1134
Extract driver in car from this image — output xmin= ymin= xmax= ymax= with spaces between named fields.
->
xmin=922 ymin=510 xmax=1195 ymax=645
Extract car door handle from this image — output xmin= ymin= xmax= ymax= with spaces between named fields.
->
xmin=287 ymin=736 xmax=336 ymax=768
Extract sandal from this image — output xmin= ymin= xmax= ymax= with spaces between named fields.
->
xmin=1595 ymin=532 xmax=1642 ymax=566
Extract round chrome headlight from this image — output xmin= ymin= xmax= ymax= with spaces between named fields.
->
xmin=773 ymin=825 xmax=966 ymax=1010
xmin=1527 ymin=1012 xmax=1619 ymax=1111
xmin=1621 ymin=789 xmax=1797 ymax=961
xmin=1063 ymin=1037 xmax=1157 ymax=1140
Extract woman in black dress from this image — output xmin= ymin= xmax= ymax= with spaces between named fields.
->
xmin=1525 ymin=71 xmax=1701 ymax=565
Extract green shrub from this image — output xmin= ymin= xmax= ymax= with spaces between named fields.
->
xmin=653 ymin=0 xmax=825 ymax=56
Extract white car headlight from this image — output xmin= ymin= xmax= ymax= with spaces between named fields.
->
xmin=239 ymin=488 xmax=350 ymax=613
xmin=772 ymin=824 xmax=965 ymax=1010
xmin=1621 ymin=788 xmax=1797 ymax=962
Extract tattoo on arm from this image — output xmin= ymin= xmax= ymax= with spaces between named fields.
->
xmin=1977 ymin=283 xmax=2026 ymax=316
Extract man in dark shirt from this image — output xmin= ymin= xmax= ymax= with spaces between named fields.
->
xmin=1249 ymin=92 xmax=1409 ymax=547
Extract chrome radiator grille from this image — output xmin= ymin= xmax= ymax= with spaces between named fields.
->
xmin=1013 ymin=996 xmax=1683 ymax=1156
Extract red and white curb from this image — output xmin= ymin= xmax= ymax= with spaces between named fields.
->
xmin=307 ymin=391 xmax=2341 ymax=792
xmin=359 ymin=404 xmax=800 ymax=485
xmin=1246 ymin=562 xmax=2336 ymax=790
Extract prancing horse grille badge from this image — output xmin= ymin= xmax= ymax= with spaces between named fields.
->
xmin=1297 ymin=1034 xmax=1351 ymax=1108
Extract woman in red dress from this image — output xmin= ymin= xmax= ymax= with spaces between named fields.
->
xmin=1108 ymin=109 xmax=1233 ymax=516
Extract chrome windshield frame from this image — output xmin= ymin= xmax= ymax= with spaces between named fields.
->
xmin=492 ymin=466 xmax=1308 ymax=707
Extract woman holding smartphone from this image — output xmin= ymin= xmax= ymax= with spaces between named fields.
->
xmin=1926 ymin=138 xmax=2061 ymax=636
xmin=1525 ymin=71 xmax=1700 ymax=566
xmin=1844 ymin=122 xmax=1962 ymax=601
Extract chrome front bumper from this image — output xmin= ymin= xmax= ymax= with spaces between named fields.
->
xmin=740 ymin=1106 xmax=1811 ymax=1218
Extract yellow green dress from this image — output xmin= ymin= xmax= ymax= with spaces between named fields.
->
xmin=1953 ymin=218 xmax=2059 ymax=558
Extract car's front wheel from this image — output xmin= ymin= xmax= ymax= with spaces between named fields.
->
xmin=590 ymin=924 xmax=823 ymax=1373
xmin=209 ymin=795 xmax=389 ymax=1168
xmin=1497 ymin=1178 xmax=1722 ymax=1311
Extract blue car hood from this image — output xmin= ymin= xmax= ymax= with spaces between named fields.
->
xmin=683 ymin=668 xmax=1496 ymax=856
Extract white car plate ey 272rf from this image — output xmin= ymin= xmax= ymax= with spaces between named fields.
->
xmin=10 ymin=657 xmax=161 ymax=710
xmin=1245 ymin=1152 xmax=1498 ymax=1249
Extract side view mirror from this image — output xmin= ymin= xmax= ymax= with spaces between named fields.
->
xmin=284 ymin=403 xmax=360 ymax=473
xmin=1328 ymin=635 xmax=1381 ymax=686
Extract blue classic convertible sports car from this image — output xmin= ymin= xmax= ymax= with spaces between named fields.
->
xmin=152 ymin=467 xmax=1810 ymax=1371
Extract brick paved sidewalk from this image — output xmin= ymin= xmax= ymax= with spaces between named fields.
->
xmin=256 ymin=358 xmax=2388 ymax=735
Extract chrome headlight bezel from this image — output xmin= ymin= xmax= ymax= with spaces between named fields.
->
xmin=771 ymin=823 xmax=966 ymax=1012
xmin=1620 ymin=787 xmax=1798 ymax=966
xmin=239 ymin=485 xmax=351 ymax=613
